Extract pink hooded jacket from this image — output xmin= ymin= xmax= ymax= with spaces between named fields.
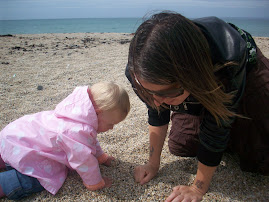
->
xmin=0 ymin=86 xmax=108 ymax=194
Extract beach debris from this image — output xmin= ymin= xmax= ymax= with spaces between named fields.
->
xmin=37 ymin=85 xmax=43 ymax=90
xmin=13 ymin=74 xmax=16 ymax=78
xmin=119 ymin=39 xmax=131 ymax=44
xmin=11 ymin=46 xmax=27 ymax=51
xmin=69 ymin=45 xmax=80 ymax=49
xmin=82 ymin=38 xmax=95 ymax=43
xmin=0 ymin=34 xmax=13 ymax=37
xmin=64 ymin=45 xmax=80 ymax=50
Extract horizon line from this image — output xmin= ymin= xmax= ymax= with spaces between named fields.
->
xmin=2 ymin=16 xmax=269 ymax=21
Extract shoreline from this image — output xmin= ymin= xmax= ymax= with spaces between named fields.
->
xmin=1 ymin=33 xmax=269 ymax=201
xmin=0 ymin=32 xmax=268 ymax=56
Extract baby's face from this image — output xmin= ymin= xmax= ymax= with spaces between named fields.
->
xmin=97 ymin=109 xmax=125 ymax=133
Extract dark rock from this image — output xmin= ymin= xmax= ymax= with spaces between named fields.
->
xmin=82 ymin=38 xmax=95 ymax=43
xmin=119 ymin=39 xmax=131 ymax=44
xmin=12 ymin=46 xmax=22 ymax=50
xmin=0 ymin=34 xmax=13 ymax=37
xmin=37 ymin=85 xmax=43 ymax=90
xmin=11 ymin=46 xmax=27 ymax=51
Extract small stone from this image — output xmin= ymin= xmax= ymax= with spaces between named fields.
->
xmin=37 ymin=85 xmax=43 ymax=90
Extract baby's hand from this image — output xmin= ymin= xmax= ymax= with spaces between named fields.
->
xmin=103 ymin=156 xmax=115 ymax=166
xmin=103 ymin=176 xmax=113 ymax=188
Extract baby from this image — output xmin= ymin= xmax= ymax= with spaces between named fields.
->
xmin=0 ymin=82 xmax=130 ymax=200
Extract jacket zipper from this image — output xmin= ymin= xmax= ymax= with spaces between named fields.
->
xmin=184 ymin=101 xmax=200 ymax=104
xmin=183 ymin=101 xmax=188 ymax=110
xmin=170 ymin=101 xmax=200 ymax=111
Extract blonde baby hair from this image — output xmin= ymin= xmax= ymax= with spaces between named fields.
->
xmin=90 ymin=82 xmax=130 ymax=117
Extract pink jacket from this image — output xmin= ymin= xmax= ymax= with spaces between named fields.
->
xmin=0 ymin=86 xmax=108 ymax=194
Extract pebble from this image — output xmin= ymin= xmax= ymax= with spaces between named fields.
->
xmin=37 ymin=85 xmax=43 ymax=90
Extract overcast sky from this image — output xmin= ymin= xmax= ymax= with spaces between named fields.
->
xmin=1 ymin=0 xmax=269 ymax=20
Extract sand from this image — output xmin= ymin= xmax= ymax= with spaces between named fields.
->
xmin=0 ymin=33 xmax=268 ymax=201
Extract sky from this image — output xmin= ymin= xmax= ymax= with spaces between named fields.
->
xmin=0 ymin=0 xmax=269 ymax=20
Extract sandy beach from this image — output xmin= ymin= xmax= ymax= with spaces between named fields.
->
xmin=0 ymin=33 xmax=268 ymax=201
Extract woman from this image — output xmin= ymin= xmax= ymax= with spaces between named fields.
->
xmin=125 ymin=11 xmax=269 ymax=201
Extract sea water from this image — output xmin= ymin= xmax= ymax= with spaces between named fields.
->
xmin=0 ymin=17 xmax=268 ymax=37
xmin=0 ymin=18 xmax=143 ymax=35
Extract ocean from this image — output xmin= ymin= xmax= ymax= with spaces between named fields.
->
xmin=0 ymin=17 xmax=268 ymax=37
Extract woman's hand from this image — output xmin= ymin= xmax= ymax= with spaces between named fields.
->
xmin=134 ymin=162 xmax=159 ymax=185
xmin=165 ymin=162 xmax=217 ymax=201
xmin=103 ymin=156 xmax=115 ymax=167
xmin=134 ymin=124 xmax=168 ymax=185
xmin=165 ymin=185 xmax=204 ymax=202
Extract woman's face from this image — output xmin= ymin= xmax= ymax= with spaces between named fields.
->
xmin=139 ymin=79 xmax=190 ymax=106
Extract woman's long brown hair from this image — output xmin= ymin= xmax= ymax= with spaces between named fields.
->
xmin=128 ymin=11 xmax=237 ymax=126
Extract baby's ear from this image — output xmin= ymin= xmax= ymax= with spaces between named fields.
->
xmin=95 ymin=108 xmax=101 ymax=114
xmin=95 ymin=109 xmax=104 ymax=117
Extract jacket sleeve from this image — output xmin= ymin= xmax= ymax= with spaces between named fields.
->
xmin=94 ymin=139 xmax=109 ymax=164
xmin=197 ymin=111 xmax=235 ymax=166
xmin=58 ymin=132 xmax=105 ymax=190
xmin=148 ymin=106 xmax=171 ymax=126
xmin=198 ymin=59 xmax=247 ymax=166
